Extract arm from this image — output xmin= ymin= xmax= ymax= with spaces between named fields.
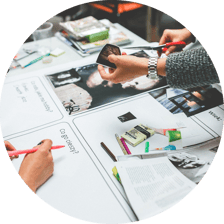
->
xmin=98 ymin=55 xmax=166 ymax=83
xmin=98 ymin=47 xmax=219 ymax=89
xmin=166 ymin=47 xmax=219 ymax=89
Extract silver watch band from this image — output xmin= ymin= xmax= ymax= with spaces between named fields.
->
xmin=147 ymin=57 xmax=159 ymax=80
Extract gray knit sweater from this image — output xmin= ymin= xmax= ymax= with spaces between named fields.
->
xmin=166 ymin=47 xmax=219 ymax=89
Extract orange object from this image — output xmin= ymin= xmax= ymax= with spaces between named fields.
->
xmin=89 ymin=2 xmax=143 ymax=15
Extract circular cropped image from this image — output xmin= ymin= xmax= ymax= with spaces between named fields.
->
xmin=1 ymin=1 xmax=223 ymax=223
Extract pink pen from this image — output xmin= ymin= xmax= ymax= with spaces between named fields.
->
xmin=120 ymin=138 xmax=131 ymax=155
xmin=8 ymin=145 xmax=65 ymax=157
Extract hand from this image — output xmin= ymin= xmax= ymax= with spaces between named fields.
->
xmin=158 ymin=28 xmax=194 ymax=56
xmin=19 ymin=139 xmax=54 ymax=193
xmin=4 ymin=141 xmax=18 ymax=160
xmin=98 ymin=52 xmax=148 ymax=84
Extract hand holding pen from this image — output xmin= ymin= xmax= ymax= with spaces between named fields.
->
xmin=18 ymin=139 xmax=55 ymax=192
xmin=4 ymin=139 xmax=62 ymax=193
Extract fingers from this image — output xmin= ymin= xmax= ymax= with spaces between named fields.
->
xmin=165 ymin=46 xmax=182 ymax=56
xmin=4 ymin=141 xmax=16 ymax=151
xmin=5 ymin=141 xmax=18 ymax=160
xmin=158 ymin=29 xmax=172 ymax=57
xmin=38 ymin=139 xmax=53 ymax=154
xmin=98 ymin=65 xmax=114 ymax=81
xmin=165 ymin=46 xmax=177 ymax=56
xmin=98 ymin=64 xmax=107 ymax=79
xmin=108 ymin=54 xmax=119 ymax=64
xmin=159 ymin=29 xmax=171 ymax=46
xmin=157 ymin=50 xmax=162 ymax=57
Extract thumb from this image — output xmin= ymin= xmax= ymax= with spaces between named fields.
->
xmin=108 ymin=55 xmax=119 ymax=64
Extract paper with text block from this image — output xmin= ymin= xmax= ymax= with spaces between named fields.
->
xmin=0 ymin=77 xmax=63 ymax=137
xmin=116 ymin=156 xmax=196 ymax=220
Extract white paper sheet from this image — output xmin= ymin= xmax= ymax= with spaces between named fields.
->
xmin=116 ymin=156 xmax=196 ymax=220
xmin=0 ymin=77 xmax=63 ymax=137
xmin=9 ymin=122 xmax=136 ymax=223
xmin=73 ymin=94 xmax=215 ymax=198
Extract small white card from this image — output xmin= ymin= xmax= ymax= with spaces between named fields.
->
xmin=50 ymin=48 xmax=65 ymax=57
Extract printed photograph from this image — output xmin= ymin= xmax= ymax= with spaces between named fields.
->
xmin=46 ymin=51 xmax=167 ymax=116
xmin=149 ymin=85 xmax=223 ymax=116
xmin=96 ymin=44 xmax=121 ymax=68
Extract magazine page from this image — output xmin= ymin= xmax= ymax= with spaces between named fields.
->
xmin=117 ymin=136 xmax=220 ymax=185
xmin=116 ymin=157 xmax=196 ymax=220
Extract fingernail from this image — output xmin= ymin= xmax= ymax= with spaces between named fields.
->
xmin=165 ymin=51 xmax=170 ymax=56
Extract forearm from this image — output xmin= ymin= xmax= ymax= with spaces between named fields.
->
xmin=165 ymin=47 xmax=219 ymax=89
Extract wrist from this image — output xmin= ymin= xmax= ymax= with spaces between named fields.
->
xmin=20 ymin=175 xmax=36 ymax=193
xmin=139 ymin=58 xmax=149 ymax=75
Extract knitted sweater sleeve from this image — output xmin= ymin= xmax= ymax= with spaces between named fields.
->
xmin=165 ymin=47 xmax=219 ymax=89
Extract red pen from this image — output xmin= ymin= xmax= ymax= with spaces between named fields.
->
xmin=7 ymin=145 xmax=65 ymax=157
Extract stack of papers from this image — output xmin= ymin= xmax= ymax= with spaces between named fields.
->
xmin=57 ymin=19 xmax=132 ymax=56
xmin=60 ymin=16 xmax=108 ymax=41
xmin=115 ymin=152 xmax=196 ymax=220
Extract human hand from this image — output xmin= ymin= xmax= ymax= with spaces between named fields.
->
xmin=158 ymin=28 xmax=194 ymax=56
xmin=4 ymin=141 xmax=18 ymax=160
xmin=98 ymin=52 xmax=148 ymax=84
xmin=19 ymin=139 xmax=54 ymax=193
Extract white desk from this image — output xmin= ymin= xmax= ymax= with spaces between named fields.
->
xmin=5 ymin=22 xmax=153 ymax=223
xmin=8 ymin=23 xmax=150 ymax=77
xmin=4 ymin=21 xmax=222 ymax=223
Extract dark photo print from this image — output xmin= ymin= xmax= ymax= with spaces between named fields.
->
xmin=96 ymin=44 xmax=121 ymax=68
xmin=118 ymin=112 xmax=137 ymax=123
xmin=46 ymin=51 xmax=167 ymax=116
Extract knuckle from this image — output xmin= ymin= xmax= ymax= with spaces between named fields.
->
xmin=163 ymin=29 xmax=168 ymax=34
xmin=46 ymin=139 xmax=53 ymax=145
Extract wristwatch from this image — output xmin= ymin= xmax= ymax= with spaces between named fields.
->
xmin=147 ymin=57 xmax=159 ymax=80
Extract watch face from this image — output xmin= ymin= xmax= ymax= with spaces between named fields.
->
xmin=96 ymin=44 xmax=121 ymax=69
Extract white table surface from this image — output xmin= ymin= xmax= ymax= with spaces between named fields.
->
xmin=8 ymin=23 xmax=150 ymax=77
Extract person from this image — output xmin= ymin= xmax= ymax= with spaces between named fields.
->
xmin=5 ymin=139 xmax=54 ymax=193
xmin=98 ymin=28 xmax=219 ymax=89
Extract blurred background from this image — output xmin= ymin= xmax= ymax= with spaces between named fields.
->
xmin=25 ymin=0 xmax=185 ymax=43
